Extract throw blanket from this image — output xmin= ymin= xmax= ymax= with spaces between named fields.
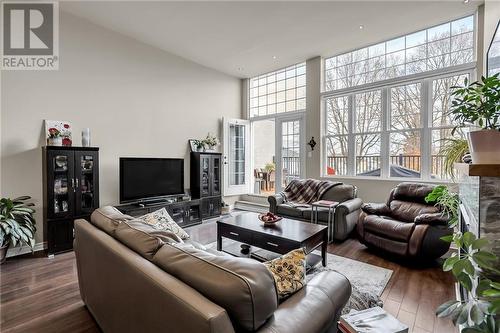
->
xmin=283 ymin=179 xmax=342 ymax=204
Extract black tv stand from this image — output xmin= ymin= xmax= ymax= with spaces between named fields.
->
xmin=116 ymin=197 xmax=209 ymax=228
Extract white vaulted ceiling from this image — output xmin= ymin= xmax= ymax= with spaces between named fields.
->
xmin=62 ymin=1 xmax=481 ymax=78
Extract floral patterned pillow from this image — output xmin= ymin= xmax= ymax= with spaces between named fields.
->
xmin=140 ymin=208 xmax=189 ymax=240
xmin=264 ymin=248 xmax=306 ymax=300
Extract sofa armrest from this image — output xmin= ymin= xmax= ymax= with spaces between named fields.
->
xmin=257 ymin=271 xmax=351 ymax=333
xmin=414 ymin=212 xmax=449 ymax=226
xmin=268 ymin=192 xmax=286 ymax=214
xmin=336 ymin=198 xmax=363 ymax=215
xmin=361 ymin=202 xmax=391 ymax=215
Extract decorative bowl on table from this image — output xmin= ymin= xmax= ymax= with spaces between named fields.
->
xmin=258 ymin=212 xmax=282 ymax=225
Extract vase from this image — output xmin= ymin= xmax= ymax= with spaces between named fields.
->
xmin=467 ymin=129 xmax=500 ymax=163
xmin=82 ymin=128 xmax=91 ymax=147
xmin=48 ymin=137 xmax=63 ymax=146
xmin=0 ymin=242 xmax=9 ymax=264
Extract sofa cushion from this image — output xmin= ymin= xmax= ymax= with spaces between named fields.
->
xmin=390 ymin=200 xmax=439 ymax=223
xmin=321 ymin=184 xmax=356 ymax=202
xmin=392 ymin=183 xmax=435 ymax=204
xmin=264 ymin=248 xmax=306 ymax=300
xmin=363 ymin=215 xmax=415 ymax=242
xmin=114 ymin=219 xmax=181 ymax=260
xmin=90 ymin=206 xmax=133 ymax=235
xmin=139 ymin=207 xmax=190 ymax=240
xmin=276 ymin=203 xmax=310 ymax=218
xmin=152 ymin=243 xmax=278 ymax=331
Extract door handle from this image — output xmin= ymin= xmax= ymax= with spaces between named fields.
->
xmin=76 ymin=178 xmax=79 ymax=189
xmin=266 ymin=242 xmax=279 ymax=247
xmin=71 ymin=178 xmax=75 ymax=192
xmin=229 ymin=232 xmax=239 ymax=236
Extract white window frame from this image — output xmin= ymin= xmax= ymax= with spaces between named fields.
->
xmin=323 ymin=14 xmax=477 ymax=93
xmin=321 ymin=63 xmax=476 ymax=182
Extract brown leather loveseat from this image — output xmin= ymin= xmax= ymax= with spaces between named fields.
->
xmin=357 ymin=183 xmax=453 ymax=260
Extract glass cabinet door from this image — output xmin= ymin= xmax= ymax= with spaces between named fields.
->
xmin=211 ymin=155 xmax=221 ymax=196
xmin=75 ymin=151 xmax=99 ymax=216
xmin=47 ymin=150 xmax=75 ymax=219
xmin=200 ymin=155 xmax=211 ymax=197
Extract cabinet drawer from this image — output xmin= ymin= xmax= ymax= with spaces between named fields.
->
xmin=252 ymin=235 xmax=299 ymax=255
xmin=219 ymin=226 xmax=252 ymax=244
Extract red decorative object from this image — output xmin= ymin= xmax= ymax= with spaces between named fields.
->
xmin=258 ymin=212 xmax=282 ymax=224
xmin=62 ymin=137 xmax=72 ymax=146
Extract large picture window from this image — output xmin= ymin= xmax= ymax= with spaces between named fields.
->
xmin=324 ymin=16 xmax=474 ymax=91
xmin=249 ymin=63 xmax=306 ymax=118
xmin=323 ymin=15 xmax=475 ymax=180
xmin=324 ymin=73 xmax=471 ymax=180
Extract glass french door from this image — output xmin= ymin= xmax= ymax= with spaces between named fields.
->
xmin=223 ymin=118 xmax=251 ymax=196
xmin=276 ymin=116 xmax=305 ymax=192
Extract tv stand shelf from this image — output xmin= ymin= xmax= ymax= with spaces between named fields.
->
xmin=115 ymin=199 xmax=204 ymax=228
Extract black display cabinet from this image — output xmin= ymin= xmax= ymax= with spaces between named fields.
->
xmin=42 ymin=146 xmax=99 ymax=255
xmin=190 ymin=152 xmax=222 ymax=219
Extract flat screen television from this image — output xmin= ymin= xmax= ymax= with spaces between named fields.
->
xmin=120 ymin=157 xmax=184 ymax=203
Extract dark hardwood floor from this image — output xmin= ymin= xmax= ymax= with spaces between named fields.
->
xmin=0 ymin=220 xmax=457 ymax=333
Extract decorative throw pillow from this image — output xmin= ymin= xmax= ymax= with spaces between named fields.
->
xmin=140 ymin=208 xmax=190 ymax=240
xmin=264 ymin=248 xmax=306 ymax=300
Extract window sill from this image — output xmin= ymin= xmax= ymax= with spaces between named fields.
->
xmin=320 ymin=174 xmax=453 ymax=184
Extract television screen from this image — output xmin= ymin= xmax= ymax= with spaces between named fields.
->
xmin=120 ymin=158 xmax=184 ymax=203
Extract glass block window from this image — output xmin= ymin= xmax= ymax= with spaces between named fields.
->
xmin=249 ymin=63 xmax=306 ymax=118
xmin=324 ymin=16 xmax=474 ymax=91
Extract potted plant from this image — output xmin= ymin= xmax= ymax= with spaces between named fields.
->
xmin=439 ymin=138 xmax=470 ymax=180
xmin=47 ymin=127 xmax=62 ymax=146
xmin=0 ymin=196 xmax=37 ymax=264
xmin=450 ymin=74 xmax=500 ymax=164
xmin=264 ymin=162 xmax=275 ymax=173
xmin=426 ymin=187 xmax=499 ymax=333
xmin=203 ymin=133 xmax=219 ymax=151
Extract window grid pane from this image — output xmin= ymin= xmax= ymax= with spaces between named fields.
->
xmin=249 ymin=63 xmax=306 ymax=118
xmin=324 ymin=15 xmax=475 ymax=92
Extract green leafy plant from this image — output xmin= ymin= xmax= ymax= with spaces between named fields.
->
xmin=439 ymin=138 xmax=469 ymax=180
xmin=203 ymin=133 xmax=219 ymax=148
xmin=427 ymin=188 xmax=500 ymax=333
xmin=264 ymin=162 xmax=275 ymax=172
xmin=436 ymin=232 xmax=499 ymax=333
xmin=425 ymin=185 xmax=459 ymax=228
xmin=0 ymin=196 xmax=36 ymax=249
xmin=450 ymin=74 xmax=500 ymax=133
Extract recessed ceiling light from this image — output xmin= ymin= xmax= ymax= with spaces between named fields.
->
xmin=272 ymin=56 xmax=277 ymax=60
xmin=463 ymin=0 xmax=470 ymax=3
xmin=359 ymin=25 xmax=364 ymax=30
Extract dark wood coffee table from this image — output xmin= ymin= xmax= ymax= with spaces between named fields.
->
xmin=217 ymin=212 xmax=328 ymax=267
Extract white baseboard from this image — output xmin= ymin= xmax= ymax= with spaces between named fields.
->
xmin=234 ymin=200 xmax=269 ymax=213
xmin=6 ymin=242 xmax=47 ymax=258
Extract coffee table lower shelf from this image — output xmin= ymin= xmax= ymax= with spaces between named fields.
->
xmin=221 ymin=240 xmax=323 ymax=272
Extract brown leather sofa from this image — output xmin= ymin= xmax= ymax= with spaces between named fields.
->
xmin=75 ymin=206 xmax=351 ymax=333
xmin=357 ymin=183 xmax=453 ymax=260
xmin=268 ymin=182 xmax=362 ymax=241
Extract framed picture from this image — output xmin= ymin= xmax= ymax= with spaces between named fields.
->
xmin=189 ymin=139 xmax=201 ymax=152
xmin=45 ymin=120 xmax=72 ymax=146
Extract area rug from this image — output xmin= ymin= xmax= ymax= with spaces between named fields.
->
xmin=204 ymin=241 xmax=392 ymax=314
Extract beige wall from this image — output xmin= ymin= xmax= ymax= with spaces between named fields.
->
xmin=1 ymin=12 xmax=241 ymax=245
